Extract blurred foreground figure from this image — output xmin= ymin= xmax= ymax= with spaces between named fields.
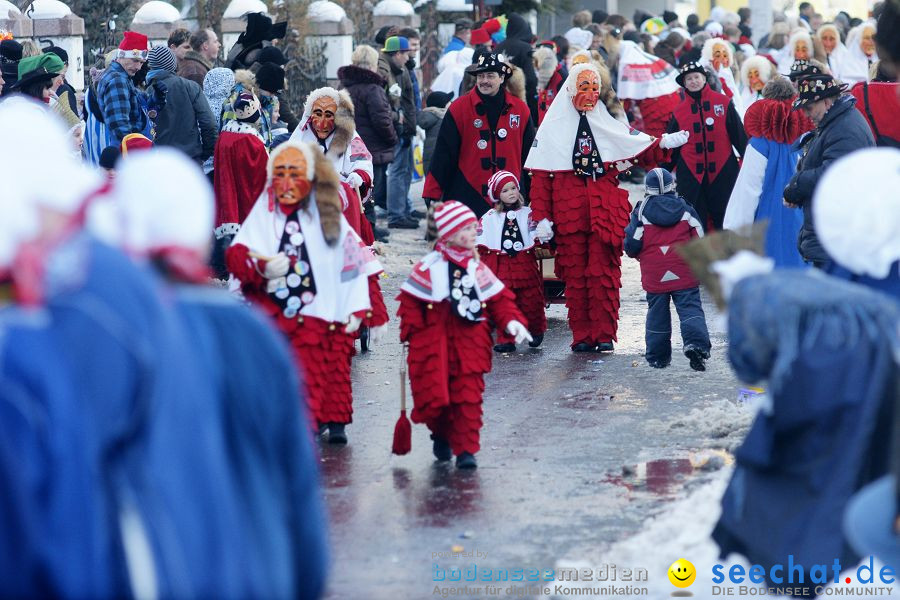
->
xmin=0 ymin=100 xmax=327 ymax=599
xmin=104 ymin=148 xmax=330 ymax=599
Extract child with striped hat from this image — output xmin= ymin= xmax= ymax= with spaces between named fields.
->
xmin=397 ymin=201 xmax=530 ymax=469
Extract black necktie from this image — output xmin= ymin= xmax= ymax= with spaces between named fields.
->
xmin=572 ymin=112 xmax=605 ymax=178
xmin=269 ymin=209 xmax=317 ymax=319
xmin=448 ymin=260 xmax=483 ymax=322
xmin=501 ymin=211 xmax=524 ymax=257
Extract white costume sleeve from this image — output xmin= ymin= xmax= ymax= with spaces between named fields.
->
xmin=724 ymin=143 xmax=767 ymax=231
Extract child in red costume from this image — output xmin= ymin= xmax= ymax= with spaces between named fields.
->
xmin=476 ymin=170 xmax=552 ymax=352
xmin=226 ymin=141 xmax=388 ymax=444
xmin=397 ymin=201 xmax=530 ymax=469
xmin=525 ymin=62 xmax=689 ymax=352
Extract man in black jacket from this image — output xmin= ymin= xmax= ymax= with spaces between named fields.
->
xmin=146 ymin=47 xmax=217 ymax=164
xmin=495 ymin=13 xmax=539 ymax=125
xmin=783 ymin=74 xmax=875 ymax=267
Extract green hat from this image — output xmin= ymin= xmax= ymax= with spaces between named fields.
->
xmin=17 ymin=53 xmax=65 ymax=80
xmin=382 ymin=36 xmax=410 ymax=53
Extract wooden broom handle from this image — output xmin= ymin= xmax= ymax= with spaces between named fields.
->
xmin=400 ymin=345 xmax=408 ymax=412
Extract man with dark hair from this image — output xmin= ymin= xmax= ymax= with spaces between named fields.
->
xmin=167 ymin=27 xmax=192 ymax=60
xmin=798 ymin=2 xmax=814 ymax=29
xmin=737 ymin=7 xmax=753 ymax=39
xmin=876 ymin=0 xmax=900 ymax=75
xmin=178 ymin=28 xmax=221 ymax=86
xmin=444 ymin=19 xmax=472 ymax=54
xmin=592 ymin=9 xmax=609 ymax=24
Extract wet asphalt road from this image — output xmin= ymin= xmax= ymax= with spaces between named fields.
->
xmin=317 ymin=187 xmax=744 ymax=599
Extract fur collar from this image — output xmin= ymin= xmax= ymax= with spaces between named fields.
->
xmin=743 ymin=98 xmax=815 ymax=144
xmin=338 ymin=64 xmax=386 ymax=87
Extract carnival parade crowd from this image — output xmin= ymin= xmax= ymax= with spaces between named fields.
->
xmin=0 ymin=0 xmax=899 ymax=596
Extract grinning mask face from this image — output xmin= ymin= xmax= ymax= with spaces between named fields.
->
xmin=794 ymin=39 xmax=810 ymax=60
xmin=861 ymin=26 xmax=876 ymax=57
xmin=820 ymin=29 xmax=838 ymax=54
xmin=572 ymin=69 xmax=600 ymax=112
xmin=272 ymin=147 xmax=311 ymax=206
xmin=712 ymin=43 xmax=730 ymax=70
xmin=310 ymin=96 xmax=338 ymax=140
xmin=748 ymin=67 xmax=765 ymax=91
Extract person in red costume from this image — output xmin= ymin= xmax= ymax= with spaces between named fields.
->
xmin=226 ymin=140 xmax=388 ymax=444
xmin=423 ymin=52 xmax=536 ymax=218
xmin=476 ymin=170 xmax=552 ymax=352
xmin=667 ymin=61 xmax=748 ymax=233
xmin=397 ymin=201 xmax=531 ymax=469
xmin=290 ymin=87 xmax=376 ymax=244
xmin=525 ymin=62 xmax=689 ymax=352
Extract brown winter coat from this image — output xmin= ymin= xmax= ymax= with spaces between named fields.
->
xmin=177 ymin=50 xmax=212 ymax=87
xmin=378 ymin=51 xmax=416 ymax=139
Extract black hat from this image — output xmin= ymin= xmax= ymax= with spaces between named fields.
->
xmin=239 ymin=13 xmax=287 ymax=47
xmin=255 ymin=62 xmax=285 ymax=94
xmin=257 ymin=45 xmax=288 ymax=66
xmin=99 ymin=145 xmax=122 ymax=170
xmin=676 ymin=61 xmax=706 ymax=87
xmin=663 ymin=10 xmax=679 ymax=23
xmin=785 ymin=59 xmax=825 ymax=81
xmin=466 ymin=52 xmax=512 ymax=77
xmin=1 ymin=39 xmax=23 ymax=61
xmin=43 ymin=46 xmax=69 ymax=64
xmin=426 ymin=91 xmax=454 ymax=108
xmin=792 ymin=74 xmax=845 ymax=110
xmin=375 ymin=25 xmax=397 ymax=46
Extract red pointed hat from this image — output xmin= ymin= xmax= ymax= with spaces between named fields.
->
xmin=118 ymin=31 xmax=149 ymax=60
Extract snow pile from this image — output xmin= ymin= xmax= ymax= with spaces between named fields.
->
xmin=308 ymin=0 xmax=346 ymax=22
xmin=223 ymin=0 xmax=268 ymax=19
xmin=132 ymin=1 xmax=181 ymax=24
xmin=26 ymin=0 xmax=71 ymax=19
xmin=666 ymin=399 xmax=754 ymax=450
xmin=373 ymin=0 xmax=414 ymax=16
xmin=436 ymin=0 xmax=473 ymax=11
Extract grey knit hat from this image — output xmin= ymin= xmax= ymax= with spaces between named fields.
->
xmin=148 ymin=46 xmax=177 ymax=73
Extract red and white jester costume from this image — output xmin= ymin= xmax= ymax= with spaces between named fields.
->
xmin=397 ymin=201 xmax=530 ymax=469
xmin=525 ymin=63 xmax=688 ymax=352
xmin=226 ymin=141 xmax=388 ymax=444
xmin=476 ymin=170 xmax=552 ymax=352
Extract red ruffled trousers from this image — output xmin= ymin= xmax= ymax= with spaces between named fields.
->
xmin=479 ymin=248 xmax=547 ymax=344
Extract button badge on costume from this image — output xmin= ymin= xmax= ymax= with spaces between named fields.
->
xmin=474 ymin=118 xmax=483 ymax=128
xmin=498 ymin=128 xmax=508 ymax=139
xmin=477 ymin=139 xmax=488 ymax=150
xmin=705 ymin=117 xmax=714 ymax=126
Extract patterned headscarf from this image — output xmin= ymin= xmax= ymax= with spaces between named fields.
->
xmin=203 ymin=67 xmax=236 ymax=131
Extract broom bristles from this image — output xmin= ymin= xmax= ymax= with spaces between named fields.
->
xmin=392 ymin=409 xmax=412 ymax=455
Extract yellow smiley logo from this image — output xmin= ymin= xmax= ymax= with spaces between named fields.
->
xmin=668 ymin=558 xmax=696 ymax=588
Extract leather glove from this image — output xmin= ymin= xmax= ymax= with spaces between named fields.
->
xmin=345 ymin=314 xmax=363 ymax=334
xmin=534 ymin=218 xmax=554 ymax=242
xmin=263 ymin=253 xmax=290 ymax=279
xmin=505 ymin=320 xmax=533 ymax=344
xmin=344 ymin=172 xmax=363 ymax=189
xmin=660 ymin=130 xmax=690 ymax=150
xmin=369 ymin=324 xmax=387 ymax=344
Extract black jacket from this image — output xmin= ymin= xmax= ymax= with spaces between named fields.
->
xmin=338 ymin=64 xmax=398 ymax=165
xmin=783 ymin=95 xmax=875 ymax=264
xmin=378 ymin=51 xmax=416 ymax=140
xmin=148 ymin=71 xmax=217 ymax=161
xmin=417 ymin=106 xmax=446 ymax=173
xmin=495 ymin=14 xmax=539 ymax=125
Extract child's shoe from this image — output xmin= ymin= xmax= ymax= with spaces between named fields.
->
xmin=528 ymin=333 xmax=544 ymax=348
xmin=456 ymin=452 xmax=478 ymax=469
xmin=327 ymin=423 xmax=348 ymax=444
xmin=432 ymin=435 xmax=452 ymax=461
xmin=493 ymin=343 xmax=516 ymax=353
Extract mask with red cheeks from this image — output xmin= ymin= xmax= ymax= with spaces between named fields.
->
xmin=712 ymin=43 xmax=730 ymax=70
xmin=820 ymin=30 xmax=837 ymax=54
xmin=794 ymin=40 xmax=809 ymax=60
xmin=310 ymin=96 xmax=337 ymax=140
xmin=861 ymin=26 xmax=876 ymax=57
xmin=572 ymin=69 xmax=600 ymax=112
xmin=272 ymin=147 xmax=311 ymax=206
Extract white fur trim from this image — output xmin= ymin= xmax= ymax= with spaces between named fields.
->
xmin=701 ymin=37 xmax=734 ymax=67
xmin=301 ymin=87 xmax=342 ymax=123
xmin=740 ymin=55 xmax=774 ymax=87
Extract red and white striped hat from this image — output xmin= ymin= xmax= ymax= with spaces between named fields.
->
xmin=487 ymin=170 xmax=519 ymax=203
xmin=434 ymin=201 xmax=478 ymax=241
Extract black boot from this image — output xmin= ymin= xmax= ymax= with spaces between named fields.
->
xmin=432 ymin=435 xmax=451 ymax=461
xmin=572 ymin=342 xmax=594 ymax=352
xmin=595 ymin=342 xmax=614 ymax=352
xmin=456 ymin=452 xmax=477 ymax=469
xmin=359 ymin=326 xmax=370 ymax=353
xmin=327 ymin=423 xmax=348 ymax=444
xmin=528 ymin=333 xmax=544 ymax=348
xmin=493 ymin=342 xmax=516 ymax=353
xmin=685 ymin=347 xmax=708 ymax=372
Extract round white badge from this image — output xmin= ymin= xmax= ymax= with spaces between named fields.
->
xmin=498 ymin=128 xmax=508 ymax=139
xmin=705 ymin=117 xmax=714 ymax=126
xmin=506 ymin=210 xmax=517 ymax=220
xmin=458 ymin=304 xmax=468 ymax=318
xmin=285 ymin=221 xmax=299 ymax=235
xmin=283 ymin=307 xmax=297 ymax=318
xmin=275 ymin=287 xmax=290 ymax=300
xmin=287 ymin=273 xmax=301 ymax=288
xmin=477 ymin=139 xmax=488 ymax=150
xmin=301 ymin=291 xmax=315 ymax=304
xmin=287 ymin=296 xmax=301 ymax=309
xmin=461 ymin=274 xmax=474 ymax=288
xmin=513 ymin=241 xmax=524 ymax=251
xmin=451 ymin=288 xmax=463 ymax=300
xmin=458 ymin=296 xmax=470 ymax=310
xmin=290 ymin=233 xmax=304 ymax=246
xmin=503 ymin=239 xmax=513 ymax=249
xmin=295 ymin=260 xmax=310 ymax=275
xmin=469 ymin=302 xmax=481 ymax=314
xmin=474 ymin=119 xmax=483 ymax=128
